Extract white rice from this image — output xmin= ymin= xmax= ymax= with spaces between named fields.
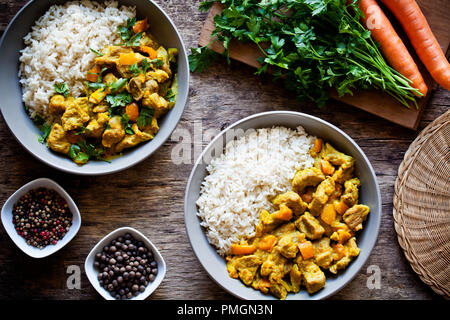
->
xmin=196 ymin=126 xmax=316 ymax=256
xmin=18 ymin=0 xmax=136 ymax=118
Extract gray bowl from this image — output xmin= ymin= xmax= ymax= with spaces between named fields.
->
xmin=184 ymin=111 xmax=381 ymax=300
xmin=0 ymin=0 xmax=189 ymax=175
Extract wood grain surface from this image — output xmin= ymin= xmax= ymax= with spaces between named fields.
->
xmin=0 ymin=0 xmax=448 ymax=300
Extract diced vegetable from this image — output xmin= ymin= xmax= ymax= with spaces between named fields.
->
xmin=335 ymin=229 xmax=352 ymax=244
xmin=125 ymin=102 xmax=140 ymax=122
xmin=298 ymin=241 xmax=315 ymax=260
xmin=258 ymin=235 xmax=277 ymax=252
xmin=334 ymin=200 xmax=349 ymax=215
xmin=89 ymin=88 xmax=107 ymax=104
xmin=119 ymin=52 xmax=140 ymax=65
xmin=231 ymin=244 xmax=256 ymax=255
xmin=132 ymin=18 xmax=148 ymax=34
xmin=301 ymin=188 xmax=314 ymax=203
xmin=141 ymin=46 xmax=157 ymax=59
xmin=312 ymin=138 xmax=323 ymax=154
xmin=274 ymin=203 xmax=292 ymax=221
xmin=333 ymin=243 xmax=346 ymax=260
xmin=320 ymin=204 xmax=336 ymax=225
xmin=320 ymin=159 xmax=335 ymax=175
xmin=86 ymin=65 xmax=101 ymax=83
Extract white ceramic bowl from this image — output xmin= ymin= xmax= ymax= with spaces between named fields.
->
xmin=184 ymin=111 xmax=381 ymax=300
xmin=1 ymin=178 xmax=81 ymax=258
xmin=85 ymin=227 xmax=166 ymax=300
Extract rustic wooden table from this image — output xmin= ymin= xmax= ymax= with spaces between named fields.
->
xmin=0 ymin=0 xmax=447 ymax=300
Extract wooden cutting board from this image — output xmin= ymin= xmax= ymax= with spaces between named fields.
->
xmin=198 ymin=1 xmax=450 ymax=129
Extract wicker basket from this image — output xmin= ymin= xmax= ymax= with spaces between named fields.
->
xmin=393 ymin=110 xmax=450 ymax=299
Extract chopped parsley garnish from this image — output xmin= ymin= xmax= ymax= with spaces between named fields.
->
xmin=118 ymin=18 xmax=137 ymax=42
xmin=54 ymin=82 xmax=70 ymax=97
xmin=90 ymin=48 xmax=104 ymax=56
xmin=32 ymin=114 xmax=52 ymax=144
xmin=128 ymin=58 xmax=160 ymax=76
xmin=69 ymin=141 xmax=108 ymax=164
xmin=136 ymin=107 xmax=155 ymax=128
xmin=121 ymin=113 xmax=134 ymax=135
xmin=106 ymin=92 xmax=133 ymax=110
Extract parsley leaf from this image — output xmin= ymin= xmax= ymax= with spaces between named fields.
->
xmin=136 ymin=107 xmax=155 ymax=128
xmin=106 ymin=92 xmax=133 ymax=110
xmin=90 ymin=48 xmax=104 ymax=56
xmin=188 ymin=47 xmax=219 ymax=73
xmin=54 ymin=82 xmax=70 ymax=97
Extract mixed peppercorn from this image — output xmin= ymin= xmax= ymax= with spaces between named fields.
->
xmin=12 ymin=188 xmax=72 ymax=249
xmin=94 ymin=232 xmax=158 ymax=300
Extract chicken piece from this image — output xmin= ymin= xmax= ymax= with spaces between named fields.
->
xmin=114 ymin=134 xmax=141 ymax=153
xmin=94 ymin=46 xmax=133 ymax=66
xmin=142 ymin=92 xmax=169 ymax=117
xmin=277 ymin=231 xmax=304 ymax=259
xmin=251 ymin=273 xmax=271 ymax=294
xmin=309 ymin=177 xmax=335 ymax=216
xmin=269 ymin=281 xmax=290 ymax=300
xmin=146 ymin=69 xmax=169 ymax=83
xmin=329 ymin=237 xmax=360 ymax=274
xmin=313 ymin=237 xmax=334 ymax=269
xmin=320 ymin=143 xmax=355 ymax=184
xmin=226 ymin=255 xmax=262 ymax=286
xmin=139 ymin=32 xmax=159 ymax=49
xmin=332 ymin=165 xmax=355 ymax=184
xmin=272 ymin=191 xmax=307 ymax=217
xmin=128 ymin=74 xmax=146 ymax=101
xmin=48 ymin=95 xmax=66 ymax=115
xmin=92 ymin=103 xmax=109 ymax=113
xmin=260 ymin=247 xmax=292 ymax=282
xmin=292 ymin=167 xmax=325 ymax=195
xmin=47 ymin=123 xmax=71 ymax=155
xmin=289 ymin=264 xmax=302 ymax=293
xmin=298 ymin=260 xmax=326 ymax=294
xmin=61 ymin=97 xmax=90 ymax=131
xmin=89 ymin=88 xmax=107 ymax=104
xmin=322 ymin=143 xmax=354 ymax=168
xmin=343 ymin=204 xmax=370 ymax=231
xmin=341 ymin=178 xmax=360 ymax=207
xmin=271 ymin=222 xmax=297 ymax=237
xmin=76 ymin=97 xmax=92 ymax=115
xmin=103 ymin=73 xmax=117 ymax=86
xmin=156 ymin=46 xmax=172 ymax=77
xmin=141 ymin=117 xmax=159 ymax=138
xmin=144 ymin=79 xmax=159 ymax=94
xmin=294 ymin=212 xmax=325 ymax=240
xmin=102 ymin=116 xmax=125 ymax=148
xmin=85 ymin=112 xmax=109 ymax=139
xmin=255 ymin=209 xmax=288 ymax=237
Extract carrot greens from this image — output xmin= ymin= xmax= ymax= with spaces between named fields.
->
xmin=190 ymin=0 xmax=420 ymax=108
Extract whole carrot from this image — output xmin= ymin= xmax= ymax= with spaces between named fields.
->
xmin=380 ymin=0 xmax=450 ymax=90
xmin=358 ymin=0 xmax=428 ymax=96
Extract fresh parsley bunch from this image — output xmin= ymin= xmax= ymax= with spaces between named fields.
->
xmin=190 ymin=0 xmax=421 ymax=108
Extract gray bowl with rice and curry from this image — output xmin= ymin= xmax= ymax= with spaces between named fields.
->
xmin=0 ymin=0 xmax=189 ymax=175
xmin=184 ymin=111 xmax=381 ymax=300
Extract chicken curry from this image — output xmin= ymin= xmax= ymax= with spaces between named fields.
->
xmin=226 ymin=139 xmax=370 ymax=299
xmin=42 ymin=18 xmax=178 ymax=164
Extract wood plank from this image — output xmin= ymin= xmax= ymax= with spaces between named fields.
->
xmin=198 ymin=1 xmax=449 ymax=129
